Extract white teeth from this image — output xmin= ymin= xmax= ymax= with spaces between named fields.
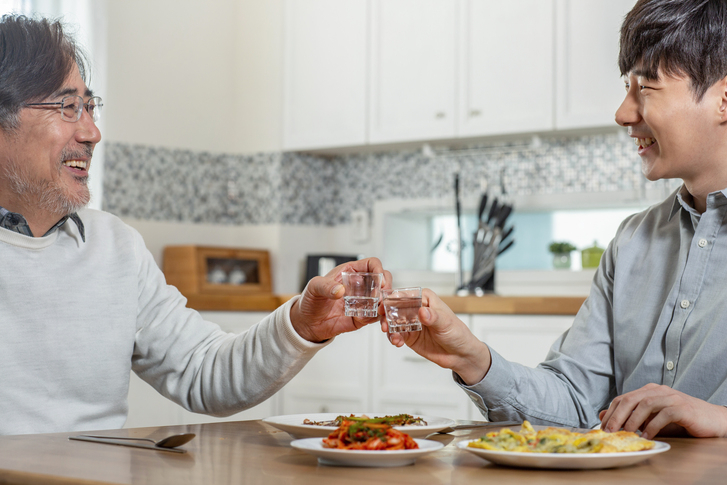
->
xmin=634 ymin=137 xmax=656 ymax=148
xmin=63 ymin=160 xmax=87 ymax=169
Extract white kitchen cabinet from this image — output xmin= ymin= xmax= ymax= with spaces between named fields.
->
xmin=469 ymin=314 xmax=573 ymax=368
xmin=554 ymin=0 xmax=637 ymax=129
xmin=279 ymin=322 xmax=376 ymax=414
xmin=368 ymin=0 xmax=457 ymax=144
xmin=279 ymin=0 xmax=637 ymax=150
xmin=370 ymin=314 xmax=472 ymax=420
xmin=282 ymin=0 xmax=368 ymax=151
xmin=458 ymin=0 xmax=554 ymax=137
xmin=467 ymin=314 xmax=574 ymax=419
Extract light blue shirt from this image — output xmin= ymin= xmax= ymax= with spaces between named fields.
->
xmin=459 ymin=185 xmax=727 ymax=428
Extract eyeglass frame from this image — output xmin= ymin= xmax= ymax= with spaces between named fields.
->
xmin=24 ymin=95 xmax=103 ymax=123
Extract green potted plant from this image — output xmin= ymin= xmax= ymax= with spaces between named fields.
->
xmin=581 ymin=240 xmax=605 ymax=269
xmin=548 ymin=241 xmax=577 ymax=269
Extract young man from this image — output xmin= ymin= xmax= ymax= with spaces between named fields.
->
xmin=0 ymin=15 xmax=390 ymax=435
xmin=388 ymin=0 xmax=727 ymax=440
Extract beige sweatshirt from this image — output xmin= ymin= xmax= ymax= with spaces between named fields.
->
xmin=0 ymin=208 xmax=326 ymax=435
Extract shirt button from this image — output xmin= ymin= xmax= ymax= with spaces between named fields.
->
xmin=698 ymin=239 xmax=708 ymax=248
xmin=680 ymin=299 xmax=690 ymax=309
xmin=666 ymin=361 xmax=675 ymax=371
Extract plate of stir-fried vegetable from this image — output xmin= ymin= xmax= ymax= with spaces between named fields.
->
xmin=263 ymin=413 xmax=454 ymax=439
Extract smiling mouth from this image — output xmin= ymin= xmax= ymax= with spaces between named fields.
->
xmin=63 ymin=160 xmax=88 ymax=170
xmin=634 ymin=137 xmax=656 ymax=149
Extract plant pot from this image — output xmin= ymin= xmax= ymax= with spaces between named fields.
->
xmin=552 ymin=252 xmax=572 ymax=270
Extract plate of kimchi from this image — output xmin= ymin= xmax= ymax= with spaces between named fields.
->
xmin=290 ymin=417 xmax=444 ymax=467
xmin=264 ymin=412 xmax=454 ymax=439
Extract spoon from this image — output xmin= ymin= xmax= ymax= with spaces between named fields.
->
xmin=69 ymin=433 xmax=196 ymax=451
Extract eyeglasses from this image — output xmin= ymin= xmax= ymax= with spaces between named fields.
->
xmin=24 ymin=95 xmax=103 ymax=123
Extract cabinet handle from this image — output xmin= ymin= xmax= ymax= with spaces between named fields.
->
xmin=435 ymin=112 xmax=446 ymax=119
xmin=469 ymin=109 xmax=482 ymax=117
xmin=320 ymin=405 xmax=329 ymax=413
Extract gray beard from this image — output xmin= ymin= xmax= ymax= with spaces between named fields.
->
xmin=4 ymin=158 xmax=90 ymax=217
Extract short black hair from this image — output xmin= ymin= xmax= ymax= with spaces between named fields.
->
xmin=619 ymin=0 xmax=727 ymax=100
xmin=0 ymin=14 xmax=88 ymax=132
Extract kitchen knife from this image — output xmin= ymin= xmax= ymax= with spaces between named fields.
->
xmin=477 ymin=192 xmax=488 ymax=222
xmin=486 ymin=197 xmax=499 ymax=226
xmin=498 ymin=238 xmax=515 ymax=256
xmin=500 ymin=225 xmax=514 ymax=243
xmin=495 ymin=204 xmax=513 ymax=229
xmin=437 ymin=420 xmax=522 ymax=434
xmin=455 ymin=174 xmax=464 ymax=289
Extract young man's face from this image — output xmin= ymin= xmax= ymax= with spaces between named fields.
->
xmin=0 ymin=64 xmax=102 ymax=218
xmin=615 ymin=68 xmax=725 ymax=186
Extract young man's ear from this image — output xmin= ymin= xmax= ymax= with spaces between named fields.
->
xmin=718 ymin=75 xmax=727 ymax=123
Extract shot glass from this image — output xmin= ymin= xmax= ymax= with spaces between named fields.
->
xmin=382 ymin=287 xmax=423 ymax=333
xmin=341 ymin=272 xmax=384 ymax=317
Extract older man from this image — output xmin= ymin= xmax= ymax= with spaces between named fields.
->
xmin=0 ymin=14 xmax=389 ymax=435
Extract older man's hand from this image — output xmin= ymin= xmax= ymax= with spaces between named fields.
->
xmin=290 ymin=257 xmax=392 ymax=343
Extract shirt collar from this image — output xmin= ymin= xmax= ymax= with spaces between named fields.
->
xmin=0 ymin=207 xmax=85 ymax=242
xmin=669 ymin=184 xmax=727 ymax=221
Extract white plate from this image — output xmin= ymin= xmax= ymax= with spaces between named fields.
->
xmin=457 ymin=440 xmax=670 ymax=470
xmin=291 ymin=438 xmax=444 ymax=467
xmin=263 ymin=413 xmax=454 ymax=439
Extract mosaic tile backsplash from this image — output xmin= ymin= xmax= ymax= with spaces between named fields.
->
xmin=103 ymin=132 xmax=681 ymax=226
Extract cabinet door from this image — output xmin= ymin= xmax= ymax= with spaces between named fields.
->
xmin=470 ymin=314 xmax=573 ymax=368
xmin=554 ymin=0 xmax=637 ymax=129
xmin=370 ymin=314 xmax=472 ymax=420
xmin=279 ymin=323 xmax=376 ymax=414
xmin=368 ymin=0 xmax=457 ymax=144
xmin=467 ymin=314 xmax=574 ymax=419
xmin=458 ymin=0 xmax=554 ymax=137
xmin=282 ymin=0 xmax=368 ymax=151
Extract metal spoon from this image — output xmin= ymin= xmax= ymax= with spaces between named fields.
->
xmin=69 ymin=433 xmax=196 ymax=452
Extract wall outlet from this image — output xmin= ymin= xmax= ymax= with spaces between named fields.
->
xmin=351 ymin=210 xmax=370 ymax=243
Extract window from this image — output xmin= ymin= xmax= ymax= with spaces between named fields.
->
xmin=383 ymin=206 xmax=648 ymax=272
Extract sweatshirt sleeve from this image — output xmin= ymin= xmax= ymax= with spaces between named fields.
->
xmin=129 ymin=229 xmax=330 ymax=416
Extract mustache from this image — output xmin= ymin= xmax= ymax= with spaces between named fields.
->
xmin=60 ymin=146 xmax=94 ymax=162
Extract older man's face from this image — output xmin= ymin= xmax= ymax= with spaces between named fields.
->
xmin=0 ymin=64 xmax=102 ymax=218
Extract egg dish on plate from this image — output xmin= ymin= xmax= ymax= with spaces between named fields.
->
xmin=467 ymin=420 xmax=655 ymax=454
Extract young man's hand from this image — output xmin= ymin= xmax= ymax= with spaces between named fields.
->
xmin=599 ymin=383 xmax=727 ymax=439
xmin=384 ymin=288 xmax=491 ymax=385
xmin=290 ymin=257 xmax=391 ymax=343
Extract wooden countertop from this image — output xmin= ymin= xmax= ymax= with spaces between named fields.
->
xmin=439 ymin=295 xmax=586 ymax=315
xmin=0 ymin=420 xmax=720 ymax=484
xmin=185 ymin=293 xmax=586 ymax=315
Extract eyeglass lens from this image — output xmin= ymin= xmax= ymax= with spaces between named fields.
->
xmin=61 ymin=95 xmax=102 ymax=123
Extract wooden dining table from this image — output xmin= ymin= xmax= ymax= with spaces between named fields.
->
xmin=0 ymin=419 xmax=725 ymax=484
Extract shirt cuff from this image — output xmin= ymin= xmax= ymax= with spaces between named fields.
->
xmin=453 ymin=347 xmax=516 ymax=420
xmin=279 ymin=295 xmax=334 ymax=352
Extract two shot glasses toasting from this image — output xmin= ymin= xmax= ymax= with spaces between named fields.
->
xmin=341 ymin=272 xmax=422 ymax=334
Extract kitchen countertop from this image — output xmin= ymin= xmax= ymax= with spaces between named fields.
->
xmin=184 ymin=294 xmax=586 ymax=315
